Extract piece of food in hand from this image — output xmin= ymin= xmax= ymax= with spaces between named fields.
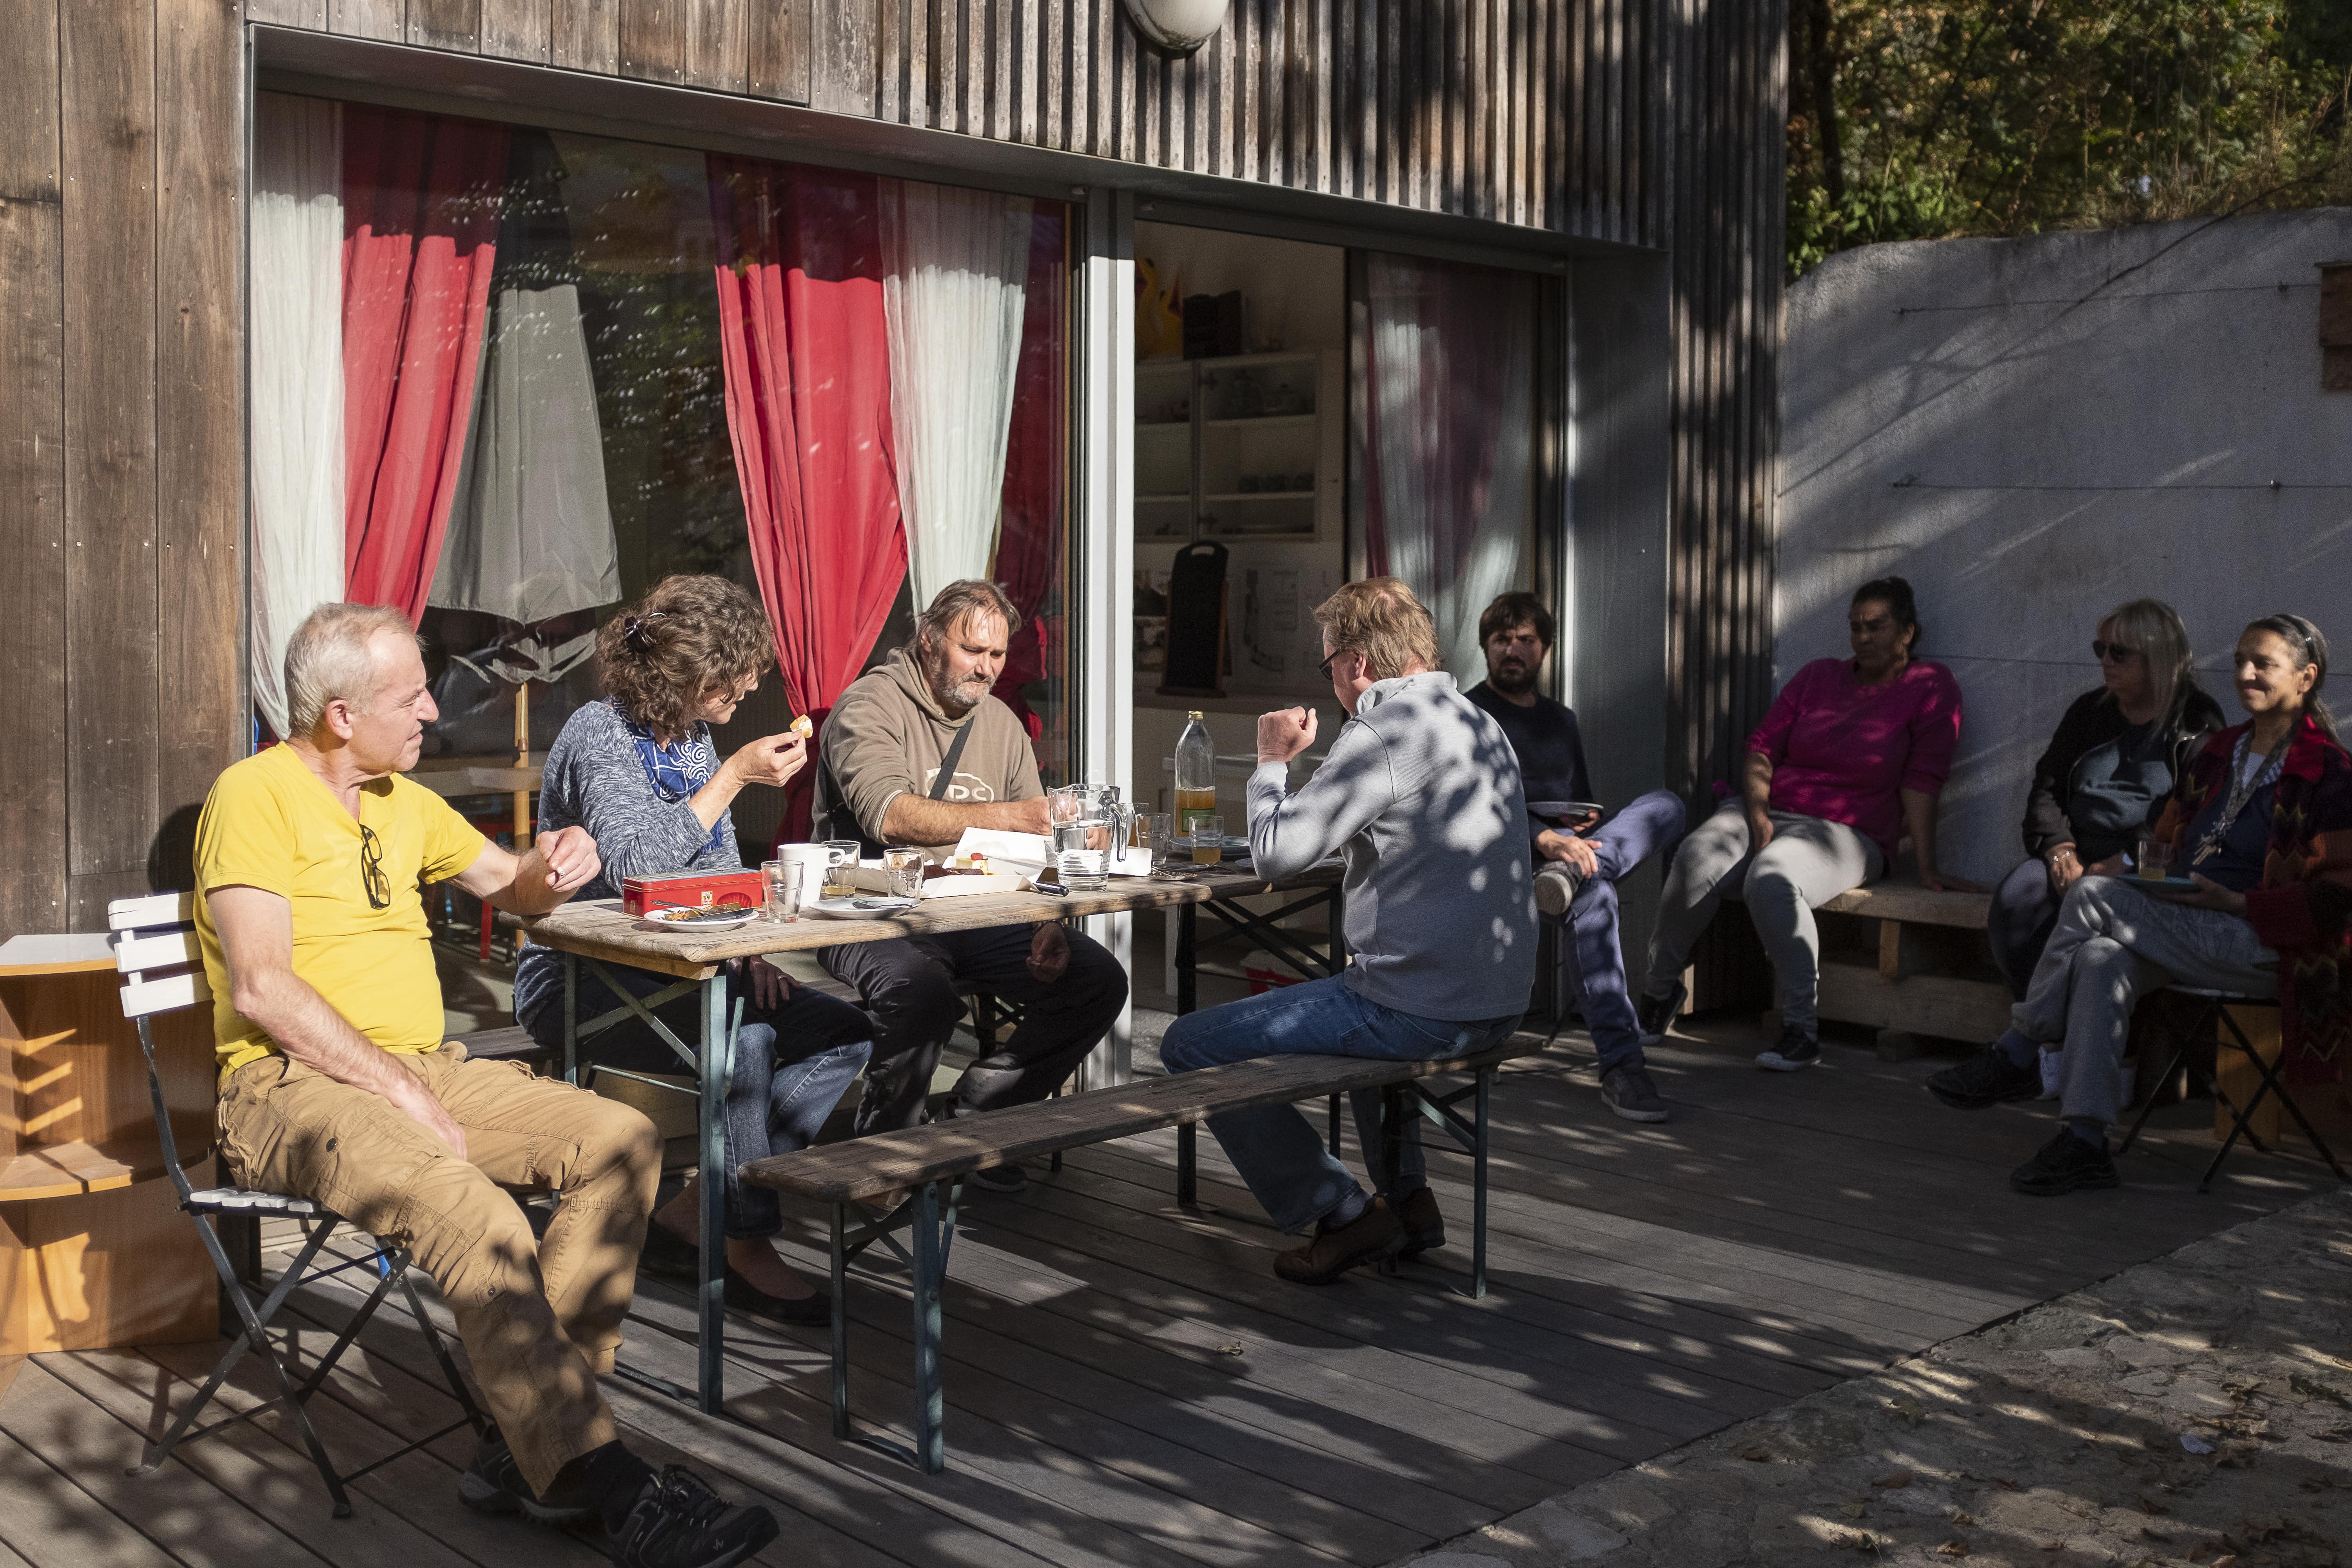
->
xmin=789 ymin=714 xmax=813 ymax=737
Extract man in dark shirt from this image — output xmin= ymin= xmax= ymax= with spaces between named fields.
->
xmin=1465 ymin=593 xmax=1686 ymax=1122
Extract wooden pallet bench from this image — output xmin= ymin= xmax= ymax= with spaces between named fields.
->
xmin=1811 ymin=882 xmax=2009 ymax=1047
xmin=740 ymin=1035 xmax=1548 ymax=1474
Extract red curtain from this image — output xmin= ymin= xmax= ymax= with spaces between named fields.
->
xmin=708 ymin=157 xmax=907 ymax=843
xmin=990 ymin=207 xmax=1067 ymax=742
xmin=341 ymin=105 xmax=508 ymax=622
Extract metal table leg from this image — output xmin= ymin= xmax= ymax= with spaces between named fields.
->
xmin=562 ymin=953 xmax=579 ymax=1085
xmin=697 ymin=973 xmax=730 ymax=1414
xmin=830 ymin=1203 xmax=850 ymax=1439
xmin=1176 ymin=902 xmax=1197 ymax=1015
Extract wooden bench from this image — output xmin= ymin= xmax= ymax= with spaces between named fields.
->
xmin=740 ymin=1036 xmax=1547 ymax=1474
xmin=1810 ymin=882 xmax=2010 ymax=1048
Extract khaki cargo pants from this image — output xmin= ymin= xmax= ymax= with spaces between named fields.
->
xmin=216 ymin=1044 xmax=661 ymax=1494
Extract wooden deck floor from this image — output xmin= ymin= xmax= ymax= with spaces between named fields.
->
xmin=2 ymin=1016 xmax=2338 ymax=1568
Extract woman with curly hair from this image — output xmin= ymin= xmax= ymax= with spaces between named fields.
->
xmin=1931 ymin=613 xmax=2352 ymax=1196
xmin=512 ymin=574 xmax=871 ymax=1325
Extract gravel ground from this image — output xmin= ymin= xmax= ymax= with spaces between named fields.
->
xmin=1396 ymin=1188 xmax=2352 ymax=1568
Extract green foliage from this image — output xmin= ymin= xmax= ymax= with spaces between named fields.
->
xmin=1788 ymin=0 xmax=2352 ymax=274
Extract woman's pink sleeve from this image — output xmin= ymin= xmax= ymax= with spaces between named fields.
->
xmin=1744 ymin=665 xmax=1809 ymax=764
xmin=1900 ymin=665 xmax=1964 ymax=796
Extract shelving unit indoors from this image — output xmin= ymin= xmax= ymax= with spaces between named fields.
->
xmin=1133 ymin=349 xmax=1343 ymax=544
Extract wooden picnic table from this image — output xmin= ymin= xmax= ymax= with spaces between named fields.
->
xmin=519 ymin=877 xmax=1211 ymax=1413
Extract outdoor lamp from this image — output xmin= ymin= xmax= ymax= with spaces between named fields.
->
xmin=1120 ymin=0 xmax=1230 ymax=56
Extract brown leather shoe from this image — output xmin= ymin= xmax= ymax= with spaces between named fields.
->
xmin=1394 ymin=1186 xmax=1445 ymax=1258
xmin=1273 ymin=1198 xmax=1406 ymax=1285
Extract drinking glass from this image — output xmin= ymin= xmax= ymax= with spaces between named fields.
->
xmin=822 ymin=840 xmax=861 ymax=900
xmin=1191 ymin=813 xmax=1225 ymax=866
xmin=2137 ymin=835 xmax=2173 ymax=882
xmin=762 ymin=860 xmax=803 ymax=922
xmin=884 ymin=846 xmax=926 ymax=900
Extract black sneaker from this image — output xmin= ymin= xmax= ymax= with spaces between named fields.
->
xmin=606 ymin=1465 xmax=779 ymax=1568
xmin=458 ymin=1427 xmax=596 ymax=1524
xmin=1600 ymin=1063 xmax=1670 ymax=1122
xmin=1755 ymin=1024 xmax=1820 ymax=1072
xmin=1635 ymin=981 xmax=1686 ymax=1046
xmin=2009 ymin=1130 xmax=2119 ymax=1196
xmin=1929 ymin=1044 xmax=2043 ymax=1110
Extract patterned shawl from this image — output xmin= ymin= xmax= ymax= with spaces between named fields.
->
xmin=2154 ymin=712 xmax=2352 ymax=1085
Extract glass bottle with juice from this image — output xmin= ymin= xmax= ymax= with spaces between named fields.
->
xmin=1174 ymin=711 xmax=1220 ymax=864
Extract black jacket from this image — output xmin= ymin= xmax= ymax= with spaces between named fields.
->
xmin=2021 ymin=685 xmax=2226 ymax=860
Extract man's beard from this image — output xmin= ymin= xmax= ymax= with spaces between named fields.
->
xmin=1488 ymin=658 xmax=1537 ymax=697
xmin=925 ymin=652 xmax=993 ymax=716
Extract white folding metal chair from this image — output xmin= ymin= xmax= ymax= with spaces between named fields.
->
xmin=111 ymin=891 xmax=487 ymax=1517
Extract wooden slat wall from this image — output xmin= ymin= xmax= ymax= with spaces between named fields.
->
xmin=0 ymin=0 xmax=1781 ymax=935
xmin=1666 ymin=0 xmax=1786 ymax=799
xmin=2 ymin=0 xmax=246 ymax=937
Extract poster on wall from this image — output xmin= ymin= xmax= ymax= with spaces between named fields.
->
xmin=1227 ymin=552 xmax=1338 ymax=697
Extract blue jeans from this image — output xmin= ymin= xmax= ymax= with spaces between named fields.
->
xmin=1158 ymin=977 xmax=1521 ymax=1234
xmin=1554 ymin=789 xmax=1686 ymax=1072
xmin=522 ymin=962 xmax=872 ymax=1240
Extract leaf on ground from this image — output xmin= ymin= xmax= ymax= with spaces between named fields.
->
xmin=1886 ymin=1397 xmax=1926 ymax=1425
xmin=2209 ymin=1556 xmax=2239 ymax=1568
xmin=1832 ymin=1530 xmax=1880 ymax=1553
xmin=1215 ymin=1343 xmax=1244 ymax=1356
xmin=1936 ymin=1541 xmax=1970 ymax=1558
xmin=1842 ymin=1503 xmax=1867 ymax=1519
xmin=1740 ymin=1443 xmax=1773 ymax=1462
xmin=2140 ymin=1494 xmax=2171 ymax=1514
xmin=1992 ymin=1476 xmax=2022 ymax=1490
xmin=1951 ymin=1512 xmax=1976 ymax=1526
xmin=1872 ymin=1468 xmax=1913 ymax=1489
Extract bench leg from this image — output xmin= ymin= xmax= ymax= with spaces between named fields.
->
xmin=830 ymin=1203 xmax=851 ymax=1440
xmin=1471 ymin=1067 xmax=1492 ymax=1300
xmin=562 ymin=953 xmax=579 ymax=1086
xmin=912 ymin=1181 xmax=947 ymax=1475
xmin=1176 ymin=1122 xmax=1197 ymax=1208
xmin=1377 ymin=1085 xmax=1403 ymax=1277
xmin=1176 ymin=903 xmax=1197 ymax=1015
xmin=1327 ymin=1094 xmax=1341 ymax=1158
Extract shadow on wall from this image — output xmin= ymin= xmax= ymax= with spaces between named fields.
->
xmin=1778 ymin=207 xmax=2352 ymax=884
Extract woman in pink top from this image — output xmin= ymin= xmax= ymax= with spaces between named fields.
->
xmin=1637 ymin=577 xmax=1975 ymax=1070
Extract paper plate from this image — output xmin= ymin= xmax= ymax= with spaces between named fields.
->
xmin=805 ymin=896 xmax=917 ymax=919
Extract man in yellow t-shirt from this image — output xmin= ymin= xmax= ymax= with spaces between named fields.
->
xmin=197 ymin=603 xmax=775 ymax=1563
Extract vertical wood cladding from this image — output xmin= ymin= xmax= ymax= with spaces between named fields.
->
xmin=0 ymin=0 xmax=1779 ymax=933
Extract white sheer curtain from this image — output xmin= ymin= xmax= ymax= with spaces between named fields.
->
xmin=1358 ymin=254 xmax=1536 ymax=680
xmin=878 ymin=179 xmax=1033 ymax=612
xmin=249 ymin=93 xmax=347 ymax=738
xmin=430 ymin=281 xmax=621 ymax=657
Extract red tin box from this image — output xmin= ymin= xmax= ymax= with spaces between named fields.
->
xmin=621 ymin=868 xmax=766 ymax=918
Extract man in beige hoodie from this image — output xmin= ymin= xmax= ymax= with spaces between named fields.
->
xmin=817 ymin=581 xmax=1128 ymax=1183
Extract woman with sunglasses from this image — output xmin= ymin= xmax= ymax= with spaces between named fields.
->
xmin=1986 ymin=599 xmax=2223 ymax=998
xmin=510 ymin=574 xmax=872 ymax=1326
xmin=1931 ymin=614 xmax=2352 ymax=1194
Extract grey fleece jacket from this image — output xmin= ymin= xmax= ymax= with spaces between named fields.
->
xmin=1248 ymin=671 xmax=1536 ymax=1022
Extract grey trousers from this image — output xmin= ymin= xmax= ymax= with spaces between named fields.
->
xmin=2011 ymin=875 xmax=2277 ymax=1126
xmin=1642 ymin=800 xmax=1886 ymax=1032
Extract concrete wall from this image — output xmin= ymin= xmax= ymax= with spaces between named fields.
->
xmin=1779 ymin=209 xmax=2352 ymax=887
